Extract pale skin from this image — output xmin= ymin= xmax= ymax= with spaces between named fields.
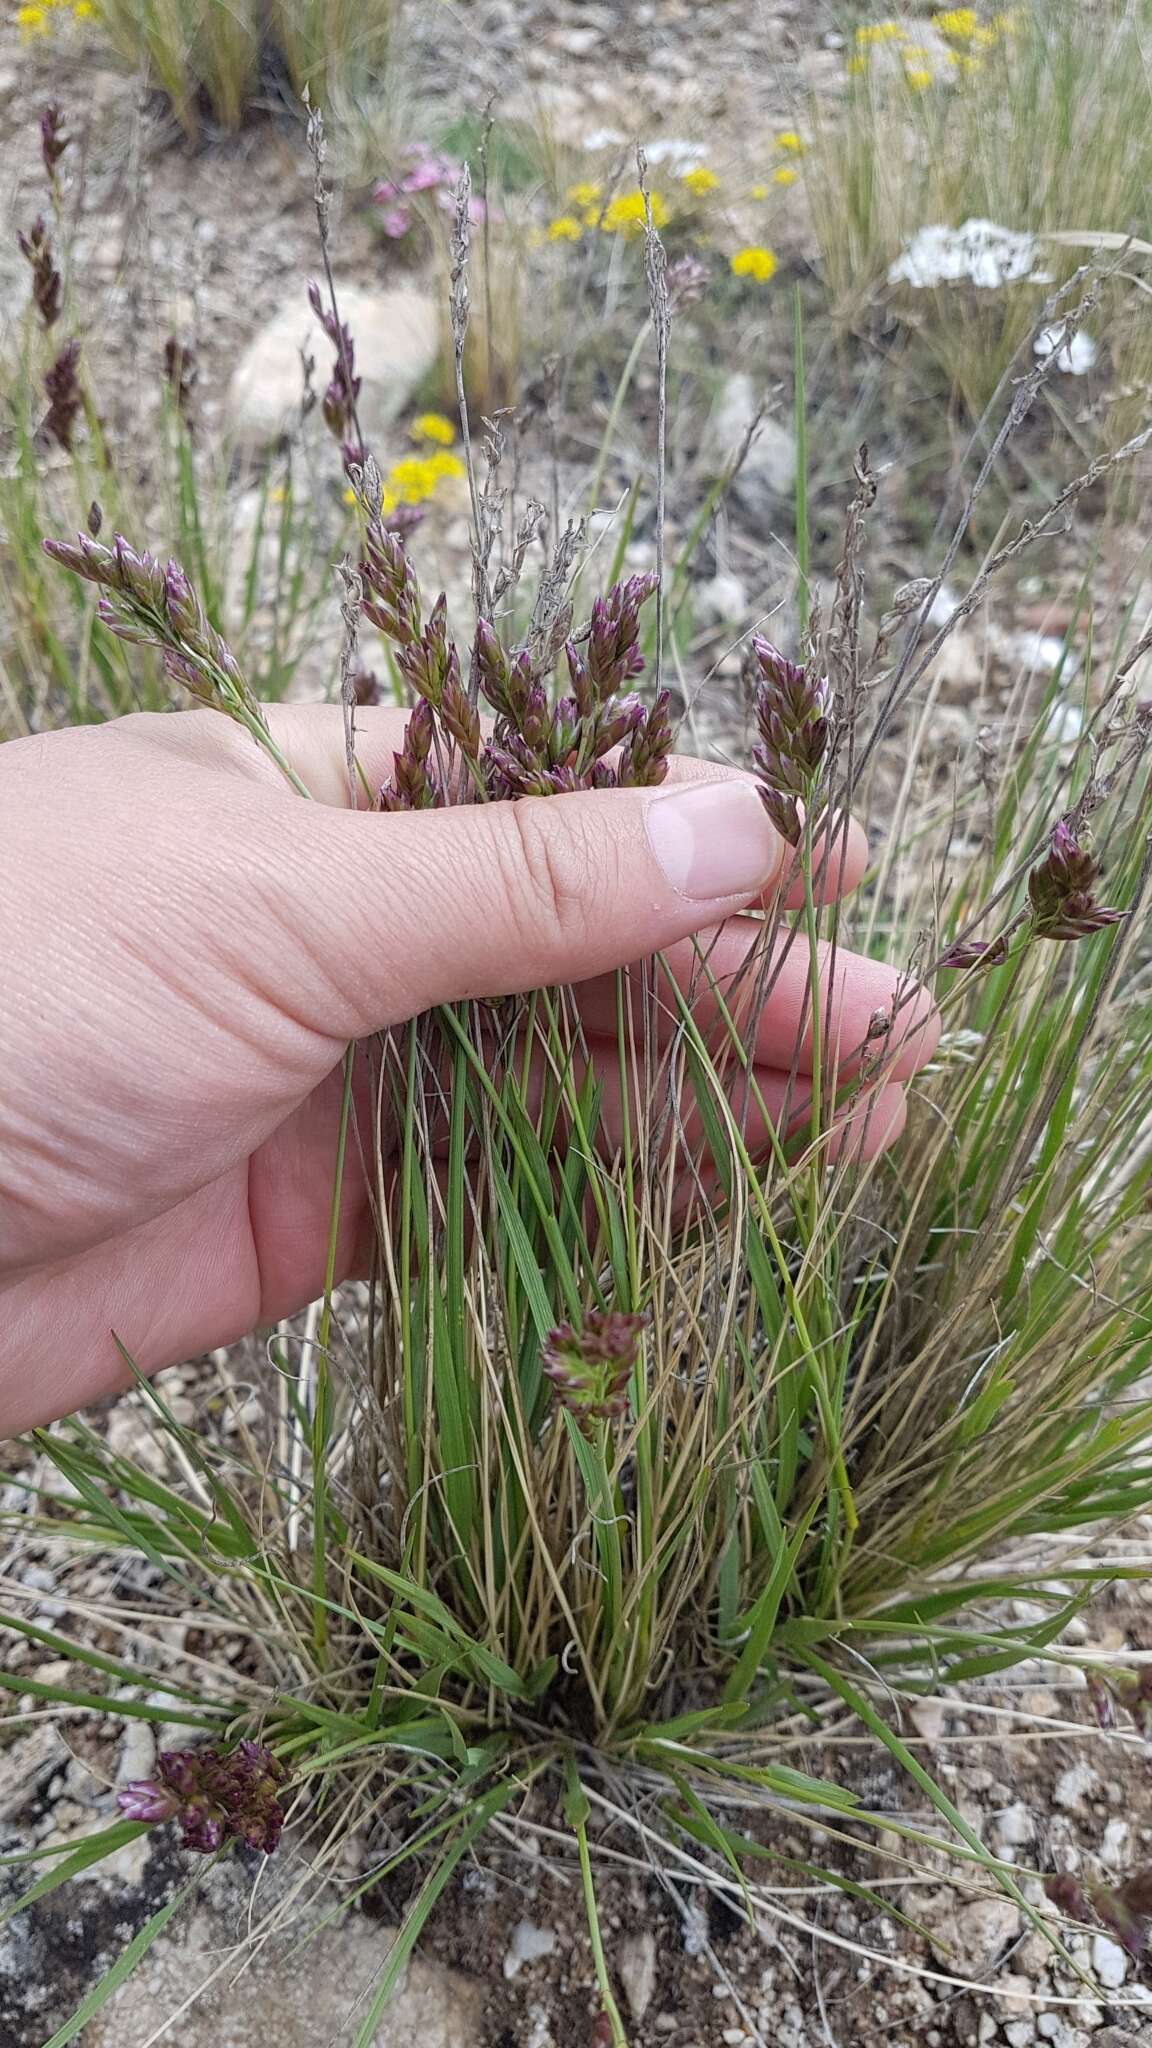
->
xmin=0 ymin=704 xmax=938 ymax=1435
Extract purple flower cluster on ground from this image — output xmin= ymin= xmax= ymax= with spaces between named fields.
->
xmin=372 ymin=144 xmax=487 ymax=241
xmin=117 ymin=1740 xmax=286 ymax=1855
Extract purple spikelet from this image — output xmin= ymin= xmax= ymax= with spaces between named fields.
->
xmin=43 ymin=531 xmax=245 ymax=706
xmin=307 ymin=279 xmax=360 ymax=445
xmin=360 ymin=523 xmax=422 ymax=647
xmin=1027 ymin=821 xmax=1125 ymax=942
xmin=378 ymin=699 xmax=439 ymax=811
xmin=617 ymin=688 xmax=673 ymax=787
xmin=542 ymin=1309 xmax=648 ymax=1431
xmin=43 ymin=338 xmax=82 ymax=452
xmin=18 ymin=216 xmax=62 ymax=329
xmin=750 ymin=639 xmax=831 ymax=846
xmin=40 ymin=104 xmax=70 ymax=187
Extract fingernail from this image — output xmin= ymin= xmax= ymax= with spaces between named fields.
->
xmin=646 ymin=780 xmax=783 ymax=902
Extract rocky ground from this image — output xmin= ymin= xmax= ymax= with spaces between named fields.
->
xmin=2 ymin=1 xmax=1151 ymax=2043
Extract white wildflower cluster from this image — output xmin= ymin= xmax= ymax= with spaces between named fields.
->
xmin=1033 ymin=323 xmax=1098 ymax=375
xmin=888 ymin=218 xmax=1050 ymax=290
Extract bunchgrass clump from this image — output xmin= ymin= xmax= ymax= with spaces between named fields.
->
xmin=87 ymin=0 xmax=396 ymax=137
xmin=4 ymin=124 xmax=1152 ymax=2048
xmin=8 ymin=413 xmax=1152 ymax=2040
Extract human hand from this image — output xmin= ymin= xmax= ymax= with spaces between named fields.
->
xmin=0 ymin=705 xmax=937 ymax=1433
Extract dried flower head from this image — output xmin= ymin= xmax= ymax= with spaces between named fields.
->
xmin=352 ymin=667 xmax=383 ymax=707
xmin=163 ymin=336 xmax=198 ymax=425
xmin=542 ymin=1309 xmax=648 ymax=1429
xmin=307 ymin=279 xmax=361 ymax=446
xmin=117 ymin=1740 xmax=286 ymax=1856
xmin=750 ymin=639 xmax=832 ymax=845
xmin=43 ymin=338 xmax=82 ymax=452
xmin=1027 ymin=821 xmax=1125 ymax=942
xmin=667 ymin=253 xmax=710 ymax=309
xmin=18 ymin=216 xmax=62 ymax=328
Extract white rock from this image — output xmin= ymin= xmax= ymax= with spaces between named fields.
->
xmin=83 ymin=1898 xmax=484 ymax=2046
xmin=925 ymin=1891 xmax=1021 ymax=1973
xmin=1036 ymin=2022 xmax=1091 ymax=2048
xmin=1099 ymin=1818 xmax=1131 ymax=1869
xmin=641 ymin=138 xmax=710 ymax=173
xmin=617 ymin=1929 xmax=657 ymax=2021
xmin=1045 ymin=703 xmax=1084 ymax=747
xmin=994 ymin=1803 xmax=1036 ymax=1855
xmin=1091 ymin=1933 xmax=1128 ymax=1989
xmin=115 ymin=1718 xmax=157 ymax=1788
xmin=704 ymin=373 xmax=796 ymax=511
xmin=227 ymin=282 xmax=440 ymax=457
xmin=910 ymin=1696 xmax=947 ymax=1742
xmin=0 ymin=1725 xmax=63 ymax=1821
xmin=552 ymin=25 xmax=601 ymax=55
xmin=1054 ymin=1762 xmax=1099 ymax=1812
xmin=1005 ymin=2023 xmax=1036 ymax=2048
xmin=995 ymin=1972 xmax=1037 ymax=2017
xmin=1014 ymin=630 xmax=1069 ymax=673
xmin=695 ymin=572 xmax=748 ymax=626
xmin=503 ymin=1921 xmax=558 ymax=1978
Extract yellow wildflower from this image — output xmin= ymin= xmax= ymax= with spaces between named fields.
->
xmin=380 ymin=486 xmax=399 ymax=515
xmin=730 ymin=245 xmax=778 ymax=284
xmin=750 ymin=183 xmax=769 ymax=201
xmin=74 ymin=1 xmax=95 ymax=14
xmin=846 ymin=54 xmax=870 ymax=75
xmin=387 ymin=457 xmax=439 ymax=503
xmin=269 ymin=484 xmax=289 ymax=505
xmin=567 ymin=181 xmax=601 ymax=208
xmin=600 ymin=190 xmax=669 ymax=235
xmin=855 ymin=20 xmax=906 ymax=44
xmin=933 ymin=6 xmax=979 ymax=34
xmin=17 ymin=4 xmax=49 ymax=37
xmin=424 ymin=450 xmax=466 ymax=483
xmin=342 ymin=487 xmax=358 ymax=507
xmin=547 ymin=214 xmax=584 ymax=242
xmin=905 ymin=67 xmax=933 ymax=90
xmin=410 ymin=412 xmax=457 ymax=446
xmin=774 ymin=130 xmax=805 ymax=155
xmin=772 ymin=166 xmax=798 ymax=186
xmin=681 ymin=166 xmax=719 ymax=196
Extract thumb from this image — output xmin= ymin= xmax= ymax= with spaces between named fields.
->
xmin=289 ymin=778 xmax=785 ymax=1037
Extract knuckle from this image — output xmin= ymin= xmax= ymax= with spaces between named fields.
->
xmin=497 ymin=798 xmax=600 ymax=964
